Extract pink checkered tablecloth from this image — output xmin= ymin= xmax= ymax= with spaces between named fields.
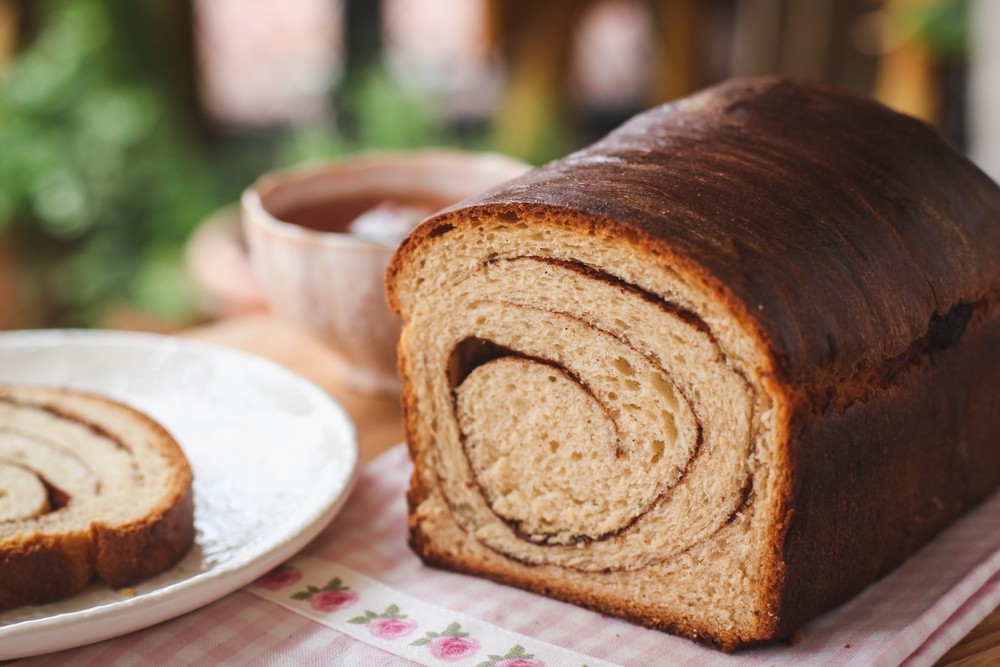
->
xmin=18 ymin=444 xmax=1000 ymax=667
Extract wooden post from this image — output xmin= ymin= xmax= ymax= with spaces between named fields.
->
xmin=649 ymin=0 xmax=703 ymax=104
xmin=970 ymin=0 xmax=1000 ymax=181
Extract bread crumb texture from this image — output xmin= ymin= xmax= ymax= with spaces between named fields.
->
xmin=392 ymin=209 xmax=780 ymax=649
xmin=0 ymin=385 xmax=194 ymax=608
xmin=387 ymin=77 xmax=1000 ymax=651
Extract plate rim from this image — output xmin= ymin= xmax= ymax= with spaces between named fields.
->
xmin=0 ymin=328 xmax=360 ymax=659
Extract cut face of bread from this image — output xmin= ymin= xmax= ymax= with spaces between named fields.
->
xmin=391 ymin=214 xmax=775 ymax=646
xmin=0 ymin=464 xmax=50 ymax=522
xmin=437 ymin=255 xmax=756 ymax=573
xmin=387 ymin=78 xmax=1000 ymax=650
xmin=0 ymin=386 xmax=194 ymax=608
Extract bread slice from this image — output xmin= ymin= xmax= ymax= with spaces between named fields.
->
xmin=0 ymin=385 xmax=194 ymax=608
xmin=385 ymin=78 xmax=1000 ymax=650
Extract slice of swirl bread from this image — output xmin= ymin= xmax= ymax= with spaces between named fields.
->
xmin=386 ymin=78 xmax=1000 ymax=650
xmin=0 ymin=385 xmax=194 ymax=608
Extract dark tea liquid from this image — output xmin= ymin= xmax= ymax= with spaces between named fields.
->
xmin=273 ymin=194 xmax=451 ymax=233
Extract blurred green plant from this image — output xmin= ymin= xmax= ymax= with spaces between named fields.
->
xmin=0 ymin=0 xmax=220 ymax=326
xmin=279 ymin=67 xmax=494 ymax=167
xmin=892 ymin=0 xmax=969 ymax=60
xmin=0 ymin=0 xmax=569 ymax=328
xmin=279 ymin=68 xmax=439 ymax=167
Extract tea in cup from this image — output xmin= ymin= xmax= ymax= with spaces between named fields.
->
xmin=241 ymin=150 xmax=530 ymax=394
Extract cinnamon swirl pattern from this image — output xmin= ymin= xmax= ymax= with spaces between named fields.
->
xmin=389 ymin=78 xmax=1000 ymax=650
xmin=0 ymin=386 xmax=193 ymax=608
xmin=389 ymin=208 xmax=775 ymax=648
xmin=425 ymin=253 xmax=754 ymax=572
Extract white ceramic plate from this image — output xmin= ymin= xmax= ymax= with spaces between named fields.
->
xmin=0 ymin=330 xmax=359 ymax=660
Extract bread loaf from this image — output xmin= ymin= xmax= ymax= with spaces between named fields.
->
xmin=385 ymin=77 xmax=1000 ymax=650
xmin=0 ymin=385 xmax=194 ymax=608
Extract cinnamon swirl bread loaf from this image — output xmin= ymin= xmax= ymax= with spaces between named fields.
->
xmin=0 ymin=386 xmax=194 ymax=608
xmin=386 ymin=78 xmax=1000 ymax=650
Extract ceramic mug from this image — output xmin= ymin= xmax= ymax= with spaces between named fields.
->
xmin=241 ymin=149 xmax=531 ymax=395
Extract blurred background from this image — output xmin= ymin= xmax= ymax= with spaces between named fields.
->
xmin=0 ymin=0 xmax=992 ymax=332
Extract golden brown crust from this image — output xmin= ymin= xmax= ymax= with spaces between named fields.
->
xmin=389 ymin=77 xmax=1000 ymax=650
xmin=389 ymin=77 xmax=1000 ymax=387
xmin=772 ymin=302 xmax=1000 ymax=638
xmin=0 ymin=533 xmax=94 ymax=608
xmin=94 ymin=486 xmax=195 ymax=589
xmin=0 ymin=386 xmax=194 ymax=607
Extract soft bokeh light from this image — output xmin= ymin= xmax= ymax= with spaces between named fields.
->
xmin=195 ymin=0 xmax=343 ymax=127
xmin=0 ymin=0 xmax=987 ymax=331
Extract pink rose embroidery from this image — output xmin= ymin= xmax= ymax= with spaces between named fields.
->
xmin=254 ymin=566 xmax=302 ymax=591
xmin=290 ymin=577 xmax=358 ymax=612
xmin=348 ymin=604 xmax=417 ymax=640
xmin=411 ymin=622 xmax=481 ymax=661
xmin=430 ymin=635 xmax=481 ymax=661
xmin=309 ymin=589 xmax=360 ymax=613
xmin=476 ymin=645 xmax=546 ymax=667
xmin=369 ymin=617 xmax=418 ymax=639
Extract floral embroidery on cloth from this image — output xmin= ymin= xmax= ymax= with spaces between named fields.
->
xmin=241 ymin=442 xmax=1000 ymax=667
xmin=411 ymin=622 xmax=482 ymax=661
xmin=348 ymin=604 xmax=419 ymax=639
xmin=475 ymin=644 xmax=546 ymax=667
xmin=289 ymin=576 xmax=359 ymax=612
xmin=253 ymin=564 xmax=302 ymax=591
xmin=249 ymin=558 xmax=620 ymax=667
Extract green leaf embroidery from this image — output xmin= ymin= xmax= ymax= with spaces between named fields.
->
xmin=444 ymin=621 xmax=469 ymax=637
xmin=347 ymin=616 xmax=369 ymax=624
xmin=476 ymin=645 xmax=535 ymax=665
xmin=322 ymin=577 xmax=347 ymax=592
xmin=350 ymin=604 xmax=409 ymax=625
xmin=290 ymin=578 xmax=353 ymax=601
xmin=414 ymin=622 xmax=476 ymax=654
xmin=507 ymin=645 xmax=531 ymax=658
